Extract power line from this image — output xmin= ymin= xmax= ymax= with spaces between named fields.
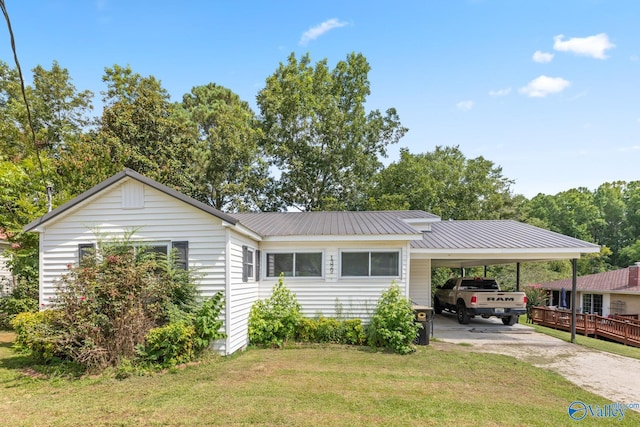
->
xmin=0 ymin=0 xmax=51 ymax=210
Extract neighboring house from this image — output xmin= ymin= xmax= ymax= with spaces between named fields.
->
xmin=537 ymin=263 xmax=640 ymax=317
xmin=0 ymin=231 xmax=13 ymax=294
xmin=24 ymin=169 xmax=600 ymax=355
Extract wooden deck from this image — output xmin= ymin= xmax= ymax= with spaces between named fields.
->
xmin=530 ymin=306 xmax=640 ymax=348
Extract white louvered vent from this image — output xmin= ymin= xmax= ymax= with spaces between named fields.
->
xmin=122 ymin=180 xmax=145 ymax=209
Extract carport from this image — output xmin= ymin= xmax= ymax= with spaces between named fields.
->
xmin=408 ymin=219 xmax=600 ymax=341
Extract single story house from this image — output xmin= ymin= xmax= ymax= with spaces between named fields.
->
xmin=537 ymin=263 xmax=640 ymax=317
xmin=0 ymin=231 xmax=12 ymax=293
xmin=24 ymin=169 xmax=600 ymax=354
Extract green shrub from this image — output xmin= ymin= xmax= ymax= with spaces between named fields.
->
xmin=295 ymin=317 xmax=318 ymax=342
xmin=0 ymin=278 xmax=38 ymax=329
xmin=20 ymin=233 xmax=204 ymax=370
xmin=316 ymin=317 xmax=341 ymax=343
xmin=248 ymin=275 xmax=301 ymax=347
xmin=341 ymin=319 xmax=366 ymax=345
xmin=367 ymin=283 xmax=420 ymax=355
xmin=193 ymin=292 xmax=226 ymax=352
xmin=295 ymin=317 xmax=365 ymax=345
xmin=11 ymin=310 xmax=64 ymax=361
xmin=139 ymin=322 xmax=196 ymax=368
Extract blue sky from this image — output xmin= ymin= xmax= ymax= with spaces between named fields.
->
xmin=1 ymin=0 xmax=638 ymax=198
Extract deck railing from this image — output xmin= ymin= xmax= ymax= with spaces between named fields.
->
xmin=530 ymin=306 xmax=640 ymax=348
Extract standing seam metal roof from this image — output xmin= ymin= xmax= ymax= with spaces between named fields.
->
xmin=231 ymin=210 xmax=434 ymax=237
xmin=411 ymin=220 xmax=600 ymax=250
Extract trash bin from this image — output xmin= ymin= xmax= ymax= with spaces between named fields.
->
xmin=413 ymin=305 xmax=433 ymax=345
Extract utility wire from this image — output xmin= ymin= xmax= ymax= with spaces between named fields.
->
xmin=0 ymin=0 xmax=51 ymax=210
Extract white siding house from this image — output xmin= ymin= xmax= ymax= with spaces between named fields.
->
xmin=25 ymin=169 xmax=601 ymax=355
xmin=0 ymin=234 xmax=12 ymax=293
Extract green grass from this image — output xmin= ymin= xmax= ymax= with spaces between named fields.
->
xmin=520 ymin=318 xmax=640 ymax=360
xmin=0 ymin=331 xmax=638 ymax=426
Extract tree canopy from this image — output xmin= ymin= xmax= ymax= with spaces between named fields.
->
xmin=371 ymin=146 xmax=516 ymax=220
xmin=257 ymin=52 xmax=407 ymax=211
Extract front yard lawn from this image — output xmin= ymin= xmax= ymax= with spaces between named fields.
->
xmin=0 ymin=331 xmax=636 ymax=426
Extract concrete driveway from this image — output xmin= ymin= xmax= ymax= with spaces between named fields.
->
xmin=430 ymin=312 xmax=640 ymax=412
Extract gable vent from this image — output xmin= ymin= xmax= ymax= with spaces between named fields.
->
xmin=122 ymin=180 xmax=145 ymax=209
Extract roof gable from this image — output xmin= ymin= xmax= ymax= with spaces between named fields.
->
xmin=24 ymin=169 xmax=238 ymax=232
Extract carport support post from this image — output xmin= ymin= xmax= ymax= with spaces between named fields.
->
xmin=516 ymin=262 xmax=520 ymax=291
xmin=571 ymin=258 xmax=577 ymax=343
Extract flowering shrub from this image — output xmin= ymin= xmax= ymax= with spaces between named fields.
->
xmin=15 ymin=236 xmax=203 ymax=371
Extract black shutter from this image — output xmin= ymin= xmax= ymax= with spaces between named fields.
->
xmin=172 ymin=241 xmax=189 ymax=270
xmin=256 ymin=249 xmax=261 ymax=281
xmin=242 ymin=245 xmax=248 ymax=282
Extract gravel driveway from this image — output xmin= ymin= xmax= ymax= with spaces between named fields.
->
xmin=432 ymin=313 xmax=640 ymax=411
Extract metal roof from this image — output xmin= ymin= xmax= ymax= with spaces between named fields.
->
xmin=412 ymin=220 xmax=600 ymax=250
xmin=536 ymin=266 xmax=640 ymax=294
xmin=23 ymin=169 xmax=238 ymax=232
xmin=231 ymin=210 xmax=435 ymax=238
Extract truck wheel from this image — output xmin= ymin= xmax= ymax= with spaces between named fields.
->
xmin=456 ymin=302 xmax=470 ymax=324
xmin=434 ymin=297 xmax=442 ymax=314
xmin=502 ymin=315 xmax=518 ymax=326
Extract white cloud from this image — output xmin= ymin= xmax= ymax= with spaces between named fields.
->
xmin=533 ymin=51 xmax=554 ymax=63
xmin=553 ymin=33 xmax=615 ymax=59
xmin=488 ymin=87 xmax=511 ymax=97
xmin=299 ymin=18 xmax=348 ymax=45
xmin=519 ymin=75 xmax=570 ymax=98
xmin=456 ymin=100 xmax=474 ymax=111
xmin=631 ymin=55 xmax=639 ymax=62
xmin=619 ymin=145 xmax=640 ymax=152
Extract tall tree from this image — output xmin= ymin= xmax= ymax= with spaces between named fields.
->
xmin=0 ymin=60 xmax=93 ymax=160
xmin=95 ymin=65 xmax=197 ymax=194
xmin=371 ymin=146 xmax=515 ymax=220
xmin=257 ymin=52 xmax=407 ymax=211
xmin=181 ymin=83 xmax=277 ymax=211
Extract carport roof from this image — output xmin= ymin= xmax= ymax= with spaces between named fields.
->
xmin=412 ymin=220 xmax=600 ymax=267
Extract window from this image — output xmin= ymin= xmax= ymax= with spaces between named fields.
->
xmin=242 ymin=245 xmax=255 ymax=282
xmin=77 ymin=241 xmax=188 ymax=270
xmin=78 ymin=243 xmax=95 ymax=264
xmin=341 ymin=251 xmax=400 ymax=277
xmin=266 ymin=252 xmax=322 ymax=277
xmin=582 ymin=294 xmax=603 ymax=315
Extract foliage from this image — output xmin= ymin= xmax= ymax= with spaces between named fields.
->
xmin=523 ymin=285 xmax=548 ymax=313
xmin=367 ymin=283 xmax=419 ymax=355
xmin=248 ymin=275 xmax=302 ymax=347
xmin=181 ymin=83 xmax=278 ymax=212
xmin=95 ymin=65 xmax=198 ymax=194
xmin=257 ymin=52 xmax=407 ymax=211
xmin=192 ymin=291 xmax=226 ymax=352
xmin=295 ymin=317 xmax=366 ymax=345
xmin=0 ymin=278 xmax=38 ymax=329
xmin=24 ymin=235 xmax=202 ymax=370
xmin=138 ymin=322 xmax=196 ymax=368
xmin=372 ymin=146 xmax=516 ymax=220
xmin=11 ymin=310 xmax=64 ymax=361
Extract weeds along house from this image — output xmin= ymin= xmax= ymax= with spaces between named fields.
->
xmin=24 ymin=169 xmax=600 ymax=354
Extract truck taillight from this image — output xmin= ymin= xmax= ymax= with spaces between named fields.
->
xmin=524 ymin=296 xmax=528 ymax=304
xmin=470 ymin=295 xmax=477 ymax=305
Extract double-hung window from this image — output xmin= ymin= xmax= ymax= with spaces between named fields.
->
xmin=77 ymin=241 xmax=189 ymax=270
xmin=243 ymin=246 xmax=259 ymax=282
xmin=266 ymin=252 xmax=322 ymax=277
xmin=341 ymin=251 xmax=400 ymax=277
